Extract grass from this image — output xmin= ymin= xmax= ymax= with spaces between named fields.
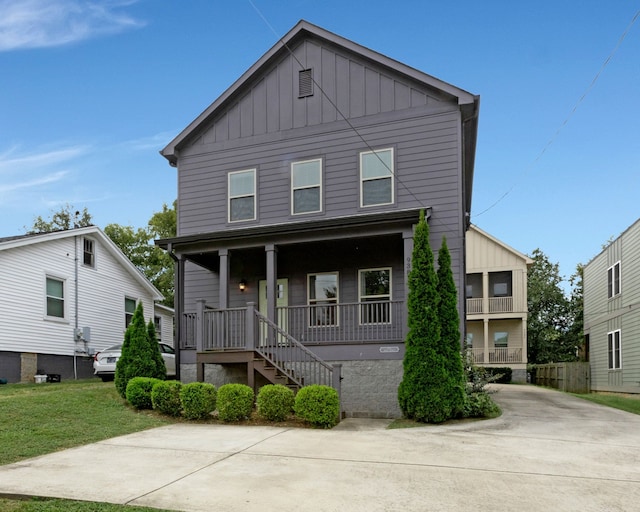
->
xmin=0 ymin=498 xmax=174 ymax=512
xmin=572 ymin=391 xmax=640 ymax=415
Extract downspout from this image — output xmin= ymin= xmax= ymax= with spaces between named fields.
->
xmin=73 ymin=234 xmax=79 ymax=380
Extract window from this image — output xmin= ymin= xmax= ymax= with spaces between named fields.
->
xmin=607 ymin=262 xmax=621 ymax=298
xmin=494 ymin=332 xmax=508 ymax=348
xmin=292 ymin=159 xmax=322 ymax=214
xmin=228 ymin=169 xmax=256 ymax=222
xmin=466 ymin=273 xmax=482 ymax=298
xmin=83 ymin=237 xmax=95 ymax=267
xmin=489 ymin=271 xmax=512 ymax=297
xmin=154 ymin=315 xmax=161 ymax=341
xmin=608 ymin=330 xmax=621 ymax=369
xmin=359 ymin=268 xmax=391 ymax=324
xmin=125 ymin=298 xmax=136 ymax=327
xmin=360 ymin=148 xmax=394 ymax=207
xmin=46 ymin=277 xmax=65 ymax=318
xmin=308 ymin=272 xmax=338 ymax=326
xmin=298 ymin=68 xmax=313 ymax=97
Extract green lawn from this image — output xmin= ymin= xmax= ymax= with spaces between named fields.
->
xmin=572 ymin=391 xmax=640 ymax=415
xmin=0 ymin=379 xmax=176 ymax=512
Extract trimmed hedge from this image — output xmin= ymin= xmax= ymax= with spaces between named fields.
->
xmin=217 ymin=384 xmax=254 ymax=422
xmin=256 ymin=384 xmax=295 ymax=421
xmin=151 ymin=380 xmax=183 ymax=417
xmin=180 ymin=382 xmax=217 ymax=420
xmin=294 ymin=385 xmax=340 ymax=428
xmin=126 ymin=377 xmax=162 ymax=410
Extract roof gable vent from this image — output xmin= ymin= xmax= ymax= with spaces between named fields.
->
xmin=298 ymin=68 xmax=313 ymax=98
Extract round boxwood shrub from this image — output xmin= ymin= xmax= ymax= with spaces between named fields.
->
xmin=256 ymin=384 xmax=295 ymax=422
xmin=216 ymin=383 xmax=254 ymax=422
xmin=180 ymin=382 xmax=217 ymax=420
xmin=126 ymin=377 xmax=162 ymax=410
xmin=294 ymin=385 xmax=340 ymax=428
xmin=151 ymin=380 xmax=183 ymax=417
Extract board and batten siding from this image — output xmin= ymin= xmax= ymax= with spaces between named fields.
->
xmin=584 ymin=218 xmax=640 ymax=393
xmin=0 ymin=234 xmax=157 ymax=357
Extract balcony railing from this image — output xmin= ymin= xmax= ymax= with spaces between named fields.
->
xmin=466 ymin=296 xmax=514 ymax=314
xmin=469 ymin=347 xmax=523 ymax=364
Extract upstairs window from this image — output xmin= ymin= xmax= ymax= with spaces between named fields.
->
xmin=228 ymin=169 xmax=256 ymax=222
xmin=466 ymin=273 xmax=483 ymax=298
xmin=46 ymin=276 xmax=65 ymax=318
xmin=292 ymin=159 xmax=322 ymax=215
xmin=489 ymin=271 xmax=512 ymax=297
xmin=125 ymin=297 xmax=136 ymax=327
xmin=83 ymin=237 xmax=95 ymax=267
xmin=360 ymin=148 xmax=394 ymax=207
xmin=607 ymin=262 xmax=621 ymax=298
xmin=608 ymin=330 xmax=621 ymax=369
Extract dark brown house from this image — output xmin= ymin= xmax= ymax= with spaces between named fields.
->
xmin=157 ymin=20 xmax=479 ymax=418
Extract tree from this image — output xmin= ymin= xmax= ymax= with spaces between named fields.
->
xmin=436 ymin=237 xmax=466 ymax=417
xmin=527 ymin=249 xmax=576 ymax=364
xmin=27 ymin=204 xmax=92 ymax=233
xmin=105 ymin=201 xmax=176 ymax=307
xmin=398 ymin=210 xmax=451 ymax=423
xmin=566 ymin=264 xmax=584 ymax=359
xmin=115 ymin=302 xmax=166 ymax=398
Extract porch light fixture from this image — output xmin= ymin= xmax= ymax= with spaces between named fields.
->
xmin=239 ymin=279 xmax=247 ymax=292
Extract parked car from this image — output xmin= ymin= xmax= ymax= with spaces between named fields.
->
xmin=93 ymin=343 xmax=176 ymax=381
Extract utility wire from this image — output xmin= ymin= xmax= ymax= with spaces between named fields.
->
xmin=474 ymin=8 xmax=640 ymax=218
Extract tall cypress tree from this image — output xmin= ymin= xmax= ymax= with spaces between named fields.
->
xmin=436 ymin=236 xmax=466 ymax=417
xmin=398 ymin=210 xmax=450 ymax=423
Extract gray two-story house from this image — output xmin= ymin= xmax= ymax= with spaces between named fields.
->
xmin=157 ymin=20 xmax=479 ymax=418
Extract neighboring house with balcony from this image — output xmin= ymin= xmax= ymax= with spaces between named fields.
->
xmin=584 ymin=218 xmax=640 ymax=394
xmin=0 ymin=226 xmax=169 ymax=383
xmin=465 ymin=225 xmax=532 ymax=382
xmin=157 ymin=20 xmax=480 ymax=418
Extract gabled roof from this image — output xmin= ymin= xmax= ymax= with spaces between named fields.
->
xmin=0 ymin=226 xmax=164 ymax=301
xmin=468 ymin=225 xmax=533 ymax=266
xmin=160 ymin=19 xmax=480 ymax=175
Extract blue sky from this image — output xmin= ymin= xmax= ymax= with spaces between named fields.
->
xmin=1 ymin=0 xmax=638 ymax=286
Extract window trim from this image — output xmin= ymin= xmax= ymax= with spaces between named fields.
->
xmin=228 ymin=168 xmax=257 ymax=223
xmin=291 ymin=158 xmax=323 ymax=215
xmin=608 ymin=329 xmax=622 ymax=370
xmin=83 ymin=237 xmax=95 ymax=268
xmin=358 ymin=267 xmax=392 ymax=325
xmin=45 ymin=275 xmax=66 ymax=320
xmin=359 ymin=147 xmax=395 ymax=208
xmin=125 ymin=297 xmax=137 ymax=328
xmin=607 ymin=261 xmax=621 ymax=299
xmin=307 ymin=271 xmax=339 ymax=327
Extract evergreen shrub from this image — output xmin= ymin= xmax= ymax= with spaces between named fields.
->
xmin=256 ymin=384 xmax=295 ymax=421
xmin=126 ymin=377 xmax=162 ymax=409
xmin=294 ymin=385 xmax=340 ymax=428
xmin=180 ymin=382 xmax=217 ymax=420
xmin=484 ymin=367 xmax=512 ymax=384
xmin=151 ymin=380 xmax=183 ymax=417
xmin=216 ymin=384 xmax=254 ymax=422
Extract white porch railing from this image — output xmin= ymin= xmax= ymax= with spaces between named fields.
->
xmin=470 ymin=347 xmax=523 ymax=364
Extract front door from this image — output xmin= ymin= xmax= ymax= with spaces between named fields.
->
xmin=259 ymin=279 xmax=289 ymax=345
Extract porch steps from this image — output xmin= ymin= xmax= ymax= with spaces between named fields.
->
xmin=252 ymin=357 xmax=304 ymax=391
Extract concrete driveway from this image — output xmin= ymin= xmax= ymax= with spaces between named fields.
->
xmin=1 ymin=384 xmax=639 ymax=511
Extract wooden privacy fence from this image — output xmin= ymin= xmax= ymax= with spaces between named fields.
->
xmin=533 ymin=362 xmax=590 ymax=393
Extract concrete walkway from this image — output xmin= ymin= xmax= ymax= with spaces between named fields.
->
xmin=1 ymin=385 xmax=640 ymax=511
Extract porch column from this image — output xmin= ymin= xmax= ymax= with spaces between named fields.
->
xmin=265 ymin=244 xmax=277 ymax=324
xmin=521 ymin=318 xmax=528 ymax=364
xmin=482 ymin=271 xmax=489 ymax=314
xmin=219 ymin=249 xmax=230 ymax=309
xmin=483 ymin=318 xmax=490 ymax=364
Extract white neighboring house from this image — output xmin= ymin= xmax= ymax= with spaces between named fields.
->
xmin=0 ymin=226 xmax=173 ymax=383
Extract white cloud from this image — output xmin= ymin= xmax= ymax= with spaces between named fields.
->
xmin=0 ymin=0 xmax=145 ymax=51
xmin=120 ymin=131 xmax=176 ymax=152
xmin=0 ymin=145 xmax=88 ymax=171
xmin=0 ymin=170 xmax=69 ymax=193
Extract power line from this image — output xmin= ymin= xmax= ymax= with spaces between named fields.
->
xmin=474 ymin=8 xmax=640 ymax=218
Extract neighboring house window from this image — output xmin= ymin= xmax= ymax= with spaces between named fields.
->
xmin=607 ymin=262 xmax=621 ymax=298
xmin=466 ymin=273 xmax=482 ymax=298
xmin=125 ymin=298 xmax=136 ymax=327
xmin=291 ymin=158 xmax=322 ymax=215
xmin=83 ymin=237 xmax=95 ymax=267
xmin=494 ymin=332 xmax=508 ymax=348
xmin=228 ymin=169 xmax=256 ymax=222
xmin=359 ymin=268 xmax=391 ymax=324
xmin=360 ymin=148 xmax=394 ymax=207
xmin=489 ymin=271 xmax=512 ymax=297
xmin=608 ymin=330 xmax=621 ymax=369
xmin=308 ymin=272 xmax=338 ymax=326
xmin=154 ymin=315 xmax=161 ymax=341
xmin=45 ymin=276 xmax=65 ymax=318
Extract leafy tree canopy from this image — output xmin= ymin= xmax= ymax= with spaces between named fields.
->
xmin=27 ymin=204 xmax=92 ymax=233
